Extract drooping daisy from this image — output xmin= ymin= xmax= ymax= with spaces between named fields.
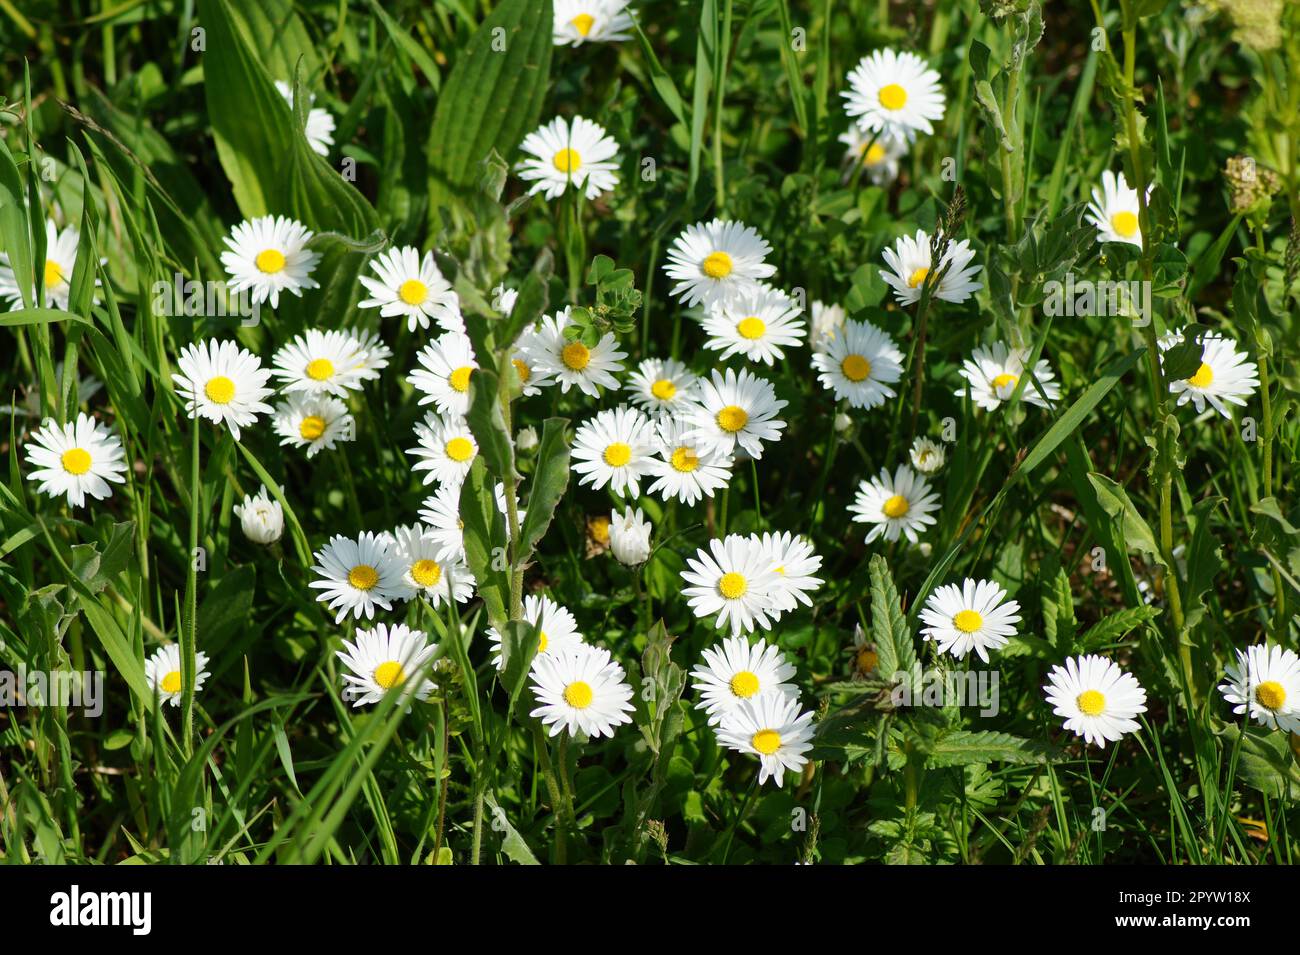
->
xmin=841 ymin=49 xmax=946 ymax=142
xmin=1159 ymin=331 xmax=1259 ymax=419
xmin=23 ymin=412 xmax=128 ymax=508
xmin=529 ymin=644 xmax=636 ymax=738
xmin=571 ymin=405 xmax=656 ymax=497
xmin=848 ymin=623 xmax=880 ymax=680
xmin=880 ymin=229 xmax=982 ymax=306
xmin=220 ymin=215 xmax=320 ymax=309
xmin=492 ymin=284 xmax=518 ymax=316
xmin=1043 ymin=654 xmax=1147 ymax=748
xmin=681 ymin=535 xmax=780 ymax=637
xmin=390 ymin=524 xmax=475 ymax=607
xmin=0 ymin=220 xmax=84 ymax=310
xmin=337 ymin=623 xmax=437 ymax=708
xmin=172 ymin=339 xmax=275 ymax=440
xmin=358 ymin=246 xmax=462 ymax=333
xmin=518 ymin=115 xmax=620 ymax=200
xmin=233 ymin=485 xmax=284 ymax=545
xmin=553 ymin=0 xmax=634 ymax=45
xmin=271 ymin=329 xmax=371 ymax=398
xmin=956 ymin=341 xmax=1061 ymax=411
xmin=487 ymin=593 xmax=584 ymax=669
xmin=521 ymin=308 xmax=625 ymax=397
xmin=686 ymin=367 xmax=787 ymax=460
xmin=1086 ymin=170 xmax=1144 ymax=247
xmin=407 ymin=412 xmax=478 ymax=487
xmin=848 ymin=465 xmax=940 ymax=544
xmin=758 ymin=531 xmax=824 ymax=615
xmin=624 ymin=357 xmax=700 ymax=416
xmin=408 ymin=331 xmax=479 ymax=417
xmin=919 ymin=578 xmax=1022 ymax=663
xmin=699 ymin=283 xmax=806 ymax=365
xmin=809 ymin=300 xmax=847 ymax=352
xmin=608 ymin=506 xmax=652 ymax=566
xmin=691 ymin=635 xmax=798 ymax=727
xmin=350 ymin=327 xmax=393 ymax=378
xmin=274 ymin=80 xmax=336 ymax=157
xmin=645 ymin=416 xmax=733 ymax=506
xmin=809 ymin=318 xmax=903 ymax=409
xmin=909 ymin=436 xmax=946 ymax=474
xmin=1218 ymin=644 xmax=1300 ymax=733
xmin=837 ymin=125 xmax=908 ymax=185
xmin=507 ymin=327 xmax=555 ymax=397
xmin=716 ymin=692 xmax=815 ymax=787
xmin=145 ymin=644 xmax=211 ymax=707
xmin=663 ymin=218 xmax=777 ymax=309
xmin=272 ymin=394 xmax=353 ymax=458
xmin=419 ymin=483 xmax=468 ymax=563
xmin=309 ymin=531 xmax=405 ymax=624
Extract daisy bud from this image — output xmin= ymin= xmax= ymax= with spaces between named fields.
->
xmin=834 ymin=412 xmax=853 ymax=433
xmin=233 ymin=485 xmax=284 ymax=545
xmin=516 ymin=426 xmax=539 ymax=452
xmin=608 ymin=506 xmax=652 ymax=566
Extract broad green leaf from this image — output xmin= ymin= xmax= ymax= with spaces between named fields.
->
xmin=868 ymin=555 xmax=918 ymax=686
xmin=517 ymin=417 xmax=570 ymax=564
xmin=458 ymin=458 xmax=510 ymax=635
xmin=923 ymin=730 xmax=1057 ymax=769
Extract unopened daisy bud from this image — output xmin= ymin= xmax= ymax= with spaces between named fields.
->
xmin=516 ymin=426 xmax=539 ymax=452
xmin=909 ymin=436 xmax=946 ymax=474
xmin=233 ymin=485 xmax=284 ymax=545
xmin=608 ymin=506 xmax=652 ymax=566
xmin=834 ymin=412 xmax=853 ymax=433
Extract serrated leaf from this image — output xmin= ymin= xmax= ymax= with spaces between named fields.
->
xmin=868 ymin=555 xmax=918 ymax=686
xmin=923 ymin=730 xmax=1057 ymax=768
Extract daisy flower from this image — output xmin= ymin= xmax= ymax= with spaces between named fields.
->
xmin=0 ymin=220 xmax=84 ymax=310
xmin=848 ymin=624 xmax=880 ymax=680
xmin=358 ymin=246 xmax=462 ymax=333
xmin=521 ymin=308 xmax=626 ymax=397
xmin=419 ymin=483 xmax=468 ymax=563
xmin=274 ymin=80 xmax=336 ymax=156
xmin=1043 ymin=654 xmax=1147 ymax=748
xmin=681 ymin=535 xmax=780 ymax=637
xmin=625 ymin=357 xmax=700 ymax=416
xmin=23 ymin=412 xmax=127 ymax=508
xmin=518 ymin=115 xmax=620 ymax=200
xmin=233 ymin=485 xmax=284 ymax=545
xmin=663 ymin=218 xmax=777 ymax=309
xmin=220 ymin=215 xmax=320 ymax=309
xmin=691 ymin=635 xmax=798 ymax=727
xmin=571 ymin=405 xmax=656 ymax=497
xmin=409 ymin=331 xmax=479 ymax=417
xmin=880 ymin=229 xmax=982 ymax=306
xmin=608 ymin=506 xmax=652 ymax=566
xmin=553 ymin=0 xmax=633 ymax=45
xmin=492 ymin=283 xmax=518 ymax=315
xmin=956 ymin=341 xmax=1061 ymax=411
xmin=686 ymin=367 xmax=788 ymax=460
xmin=646 ymin=417 xmax=733 ymax=505
xmin=271 ymin=328 xmax=372 ymax=398
xmin=809 ymin=300 xmax=847 ymax=352
xmin=1086 ymin=170 xmax=1144 ymax=247
xmin=809 ymin=318 xmax=903 ymax=409
xmin=172 ymin=339 xmax=275 ymax=440
xmin=716 ymin=692 xmax=815 ymax=787
xmin=309 ymin=531 xmax=404 ymax=624
xmin=390 ymin=524 xmax=475 ymax=607
xmin=1218 ymin=644 xmax=1300 ymax=733
xmin=758 ymin=531 xmax=824 ymax=614
xmin=487 ymin=593 xmax=584 ymax=669
xmin=272 ymin=394 xmax=353 ymax=458
xmin=145 ymin=644 xmax=211 ymax=707
xmin=350 ymin=327 xmax=393 ymax=378
xmin=337 ymin=623 xmax=437 ymax=707
xmin=1159 ymin=331 xmax=1259 ymax=418
xmin=848 ymin=465 xmax=940 ymax=544
xmin=909 ymin=436 xmax=946 ymax=474
xmin=407 ymin=412 xmax=478 ymax=487
xmin=919 ymin=578 xmax=1022 ymax=663
xmin=841 ymin=49 xmax=946 ymax=142
xmin=838 ymin=125 xmax=908 ymax=185
xmin=529 ymin=644 xmax=636 ymax=738
xmin=699 ymin=283 xmax=807 ymax=365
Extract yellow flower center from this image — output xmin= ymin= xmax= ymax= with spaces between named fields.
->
xmin=348 ymin=564 xmax=379 ymax=590
xmin=306 ymin=358 xmax=335 ymax=381
xmin=204 ymin=375 xmax=236 ymax=404
xmin=716 ymin=405 xmax=749 ymax=433
xmin=553 ymin=148 xmax=582 ymax=173
xmin=44 ymin=259 xmax=64 ymax=288
xmin=863 ymin=143 xmax=887 ymax=166
xmin=449 ymin=365 xmax=474 ymax=392
xmin=1110 ymin=211 xmax=1139 ymax=238
xmin=650 ymin=378 xmax=677 ymax=400
xmin=729 ymin=670 xmax=760 ymax=699
xmin=953 ymin=609 xmax=984 ymax=633
xmin=1187 ymin=363 xmax=1214 ymax=388
xmin=856 ymin=648 xmax=878 ymax=673
xmin=1077 ymin=689 xmax=1106 ymax=716
xmin=161 ymin=670 xmax=182 ymax=694
xmin=736 ymin=317 xmax=766 ymax=340
xmin=561 ymin=341 xmax=591 ymax=371
xmin=398 ymin=278 xmax=428 ymax=305
xmin=538 ymin=631 xmax=549 ymax=653
xmin=411 ymin=559 xmax=442 ymax=588
xmin=299 ymin=415 xmax=326 ymax=440
xmin=878 ymin=83 xmax=908 ymax=110
xmin=603 ymin=442 xmax=631 ymax=467
xmin=670 ymin=446 xmax=699 ymax=473
xmin=571 ymin=12 xmax=595 ymax=35
xmin=751 ymin=729 xmax=782 ymax=755
xmin=513 ymin=358 xmax=531 ymax=384
xmin=841 ymin=354 xmax=872 ymax=382
xmin=1256 ymin=680 xmax=1287 ymax=711
xmin=61 ymin=447 xmax=92 ymax=475
xmin=564 ymin=680 xmax=594 ymax=709
xmin=373 ymin=661 xmax=405 ymax=690
xmin=991 ymin=372 xmax=1018 ymax=391
xmin=589 ymin=515 xmax=610 ymax=544
xmin=882 ymin=494 xmax=910 ymax=518
xmin=701 ymin=251 xmax=733 ymax=279
xmin=445 ymin=436 xmax=475 ymax=462
xmin=718 ymin=572 xmax=747 ymax=600
xmin=907 ymin=266 xmax=930 ymax=289
xmin=255 ymin=249 xmax=286 ymax=274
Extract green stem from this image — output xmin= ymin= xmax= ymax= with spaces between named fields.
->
xmin=181 ymin=419 xmax=200 ymax=756
xmin=533 ymin=725 xmax=567 ymax=864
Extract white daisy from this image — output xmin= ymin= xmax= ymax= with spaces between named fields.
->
xmin=419 ymin=483 xmax=468 ymax=563
xmin=518 ymin=115 xmax=620 ymax=200
xmin=571 ymin=405 xmax=656 ymax=497
xmin=220 ymin=215 xmax=320 ymax=309
xmin=1218 ymin=644 xmax=1300 ymax=733
xmin=407 ymin=412 xmax=478 ymax=487
xmin=309 ymin=531 xmax=405 ymax=624
xmin=838 ymin=125 xmax=908 ymax=185
xmin=271 ymin=329 xmax=372 ymax=398
xmin=23 ymin=412 xmax=128 ymax=508
xmin=809 ymin=300 xmax=847 ymax=352
xmin=1086 ymin=170 xmax=1144 ymax=247
xmin=172 ymin=339 xmax=275 ymax=440
xmin=521 ymin=308 xmax=625 ymax=397
xmin=716 ymin=692 xmax=815 ymax=787
xmin=880 ymin=228 xmax=982 ymax=306
xmin=841 ymin=49 xmax=946 ymax=142
xmin=272 ymin=394 xmax=353 ymax=458
xmin=508 ymin=326 xmax=556 ymax=397
xmin=645 ymin=416 xmax=734 ymax=506
xmin=408 ymin=331 xmax=479 ymax=417
xmin=663 ymin=218 xmax=777 ymax=309
xmin=553 ymin=0 xmax=633 ymax=45
xmin=0 ymin=220 xmax=84 ymax=310
xmin=529 ymin=644 xmax=635 ymax=738
xmin=700 ymin=283 xmax=806 ymax=365
xmin=350 ymin=327 xmax=393 ymax=378
xmin=145 ymin=644 xmax=211 ymax=707
xmin=487 ymin=593 xmax=584 ymax=669
xmin=909 ymin=436 xmax=946 ymax=474
xmin=390 ymin=523 xmax=475 ymax=607
xmin=919 ymin=578 xmax=1022 ymax=663
xmin=492 ymin=283 xmax=519 ymax=316
xmin=758 ymin=531 xmax=824 ymax=615
xmin=233 ymin=485 xmax=284 ymax=545
xmin=1159 ymin=331 xmax=1259 ymax=419
xmin=625 ymin=357 xmax=700 ymax=416
xmin=274 ymin=80 xmax=336 ymax=157
xmin=681 ymin=535 xmax=780 ymax=637
xmin=686 ymin=367 xmax=787 ymax=460
xmin=956 ymin=341 xmax=1061 ymax=411
xmin=848 ymin=465 xmax=940 ymax=544
xmin=1043 ymin=654 xmax=1148 ymax=748
xmin=691 ymin=635 xmax=798 ymax=727
xmin=809 ymin=318 xmax=903 ymax=409
xmin=358 ymin=246 xmax=462 ymax=334
xmin=337 ymin=623 xmax=437 ymax=708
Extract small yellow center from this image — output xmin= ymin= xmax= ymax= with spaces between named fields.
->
xmin=878 ymin=83 xmax=908 ymax=110
xmin=61 ymin=447 xmax=92 ymax=475
xmin=1256 ymin=680 xmax=1287 ymax=711
xmin=736 ymin=317 xmax=766 ymax=340
xmin=373 ymin=661 xmax=405 ymax=690
xmin=449 ymin=366 xmax=474 ymax=392
xmin=953 ymin=609 xmax=984 ymax=633
xmin=161 ymin=670 xmax=182 ymax=694
xmin=702 ymin=251 xmax=733 ymax=279
xmin=1187 ymin=363 xmax=1214 ymax=388
xmin=564 ymin=680 xmax=594 ymax=709
xmin=716 ymin=405 xmax=749 ymax=433
xmin=841 ymin=354 xmax=871 ymax=382
xmin=348 ymin=564 xmax=379 ymax=590
xmin=445 ymin=436 xmax=475 ymax=462
xmin=650 ymin=378 xmax=677 ymax=400
xmin=856 ymin=648 xmax=879 ymax=673
xmin=398 ymin=278 xmax=428 ymax=305
xmin=537 ymin=631 xmax=549 ymax=653
xmin=513 ymin=358 xmax=532 ymax=384
xmin=411 ymin=559 xmax=442 ymax=588
xmin=1110 ymin=211 xmax=1139 ymax=238
xmin=204 ymin=375 xmax=236 ymax=404
xmin=907 ymin=266 xmax=930 ymax=289
xmin=670 ymin=446 xmax=699 ymax=473
xmin=882 ymin=494 xmax=910 ymax=519
xmin=729 ymin=670 xmax=760 ymax=699
xmin=306 ymin=358 xmax=335 ymax=382
xmin=299 ymin=415 xmax=326 ymax=440
xmin=863 ymin=143 xmax=887 ymax=166
xmin=718 ymin=572 xmax=747 ymax=600
xmin=1077 ymin=689 xmax=1106 ymax=716
xmin=255 ymin=249 xmax=286 ymax=274
xmin=571 ymin=12 xmax=595 ymax=35
xmin=44 ymin=259 xmax=64 ymax=288
xmin=561 ymin=341 xmax=591 ymax=371
xmin=991 ymin=372 xmax=1018 ymax=391
xmin=589 ymin=516 xmax=610 ymax=544
xmin=603 ymin=442 xmax=632 ymax=467
xmin=553 ymin=148 xmax=582 ymax=173
xmin=751 ymin=729 xmax=782 ymax=755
